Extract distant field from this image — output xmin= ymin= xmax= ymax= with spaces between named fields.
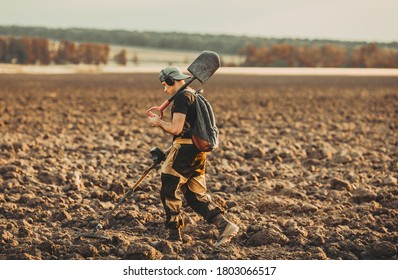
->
xmin=1 ymin=63 xmax=398 ymax=76
xmin=109 ymin=45 xmax=244 ymax=66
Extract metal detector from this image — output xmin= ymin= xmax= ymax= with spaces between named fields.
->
xmin=76 ymin=147 xmax=167 ymax=241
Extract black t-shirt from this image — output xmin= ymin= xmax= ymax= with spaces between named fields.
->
xmin=171 ymin=89 xmax=196 ymax=140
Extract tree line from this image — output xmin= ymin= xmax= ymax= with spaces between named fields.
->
xmin=1 ymin=36 xmax=397 ymax=68
xmin=1 ymin=25 xmax=397 ymax=56
xmin=239 ymin=43 xmax=398 ymax=68
xmin=0 ymin=37 xmax=110 ymax=65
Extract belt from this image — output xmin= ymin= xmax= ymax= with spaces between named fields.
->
xmin=174 ymin=138 xmax=193 ymax=145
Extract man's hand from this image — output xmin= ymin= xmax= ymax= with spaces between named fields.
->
xmin=148 ymin=114 xmax=161 ymax=127
xmin=148 ymin=112 xmax=186 ymax=136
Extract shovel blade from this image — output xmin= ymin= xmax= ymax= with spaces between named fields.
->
xmin=188 ymin=51 xmax=220 ymax=84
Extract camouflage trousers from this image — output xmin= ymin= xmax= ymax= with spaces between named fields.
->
xmin=160 ymin=138 xmax=222 ymax=229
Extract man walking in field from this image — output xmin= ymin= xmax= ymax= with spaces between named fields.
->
xmin=148 ymin=66 xmax=239 ymax=246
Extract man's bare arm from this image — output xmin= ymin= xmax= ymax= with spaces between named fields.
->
xmin=148 ymin=112 xmax=186 ymax=136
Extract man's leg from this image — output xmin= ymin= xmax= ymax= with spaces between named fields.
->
xmin=184 ymin=174 xmax=239 ymax=246
xmin=159 ymin=144 xmax=188 ymax=241
xmin=160 ymin=173 xmax=186 ymax=239
xmin=183 ymin=174 xmax=222 ymax=222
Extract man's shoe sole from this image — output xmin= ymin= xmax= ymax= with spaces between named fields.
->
xmin=215 ymin=223 xmax=239 ymax=247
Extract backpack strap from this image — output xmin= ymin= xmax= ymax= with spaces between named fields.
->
xmin=181 ymin=88 xmax=200 ymax=105
xmin=183 ymin=87 xmax=197 ymax=96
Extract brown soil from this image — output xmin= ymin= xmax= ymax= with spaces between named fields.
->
xmin=0 ymin=73 xmax=397 ymax=260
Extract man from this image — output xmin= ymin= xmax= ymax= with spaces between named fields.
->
xmin=148 ymin=66 xmax=239 ymax=246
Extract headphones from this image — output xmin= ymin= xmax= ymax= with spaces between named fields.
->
xmin=161 ymin=69 xmax=175 ymax=86
xmin=164 ymin=75 xmax=175 ymax=86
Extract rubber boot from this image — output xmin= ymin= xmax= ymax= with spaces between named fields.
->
xmin=211 ymin=214 xmax=239 ymax=247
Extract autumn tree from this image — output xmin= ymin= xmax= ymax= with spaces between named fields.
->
xmin=114 ymin=49 xmax=127 ymax=65
xmin=0 ymin=37 xmax=7 ymax=62
xmin=240 ymin=44 xmax=272 ymax=66
xmin=99 ymin=44 xmax=110 ymax=64
xmin=352 ymin=43 xmax=398 ymax=68
xmin=32 ymin=38 xmax=51 ymax=65
xmin=352 ymin=43 xmax=380 ymax=67
xmin=78 ymin=43 xmax=109 ymax=65
xmin=296 ymin=45 xmax=321 ymax=67
xmin=4 ymin=37 xmax=27 ymax=64
xmin=55 ymin=40 xmax=78 ymax=64
xmin=269 ymin=44 xmax=296 ymax=67
xmin=381 ymin=48 xmax=398 ymax=68
xmin=320 ymin=44 xmax=347 ymax=67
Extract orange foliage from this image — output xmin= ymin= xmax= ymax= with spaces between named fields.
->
xmin=320 ymin=45 xmax=347 ymax=67
xmin=296 ymin=45 xmax=321 ymax=67
xmin=351 ymin=43 xmax=397 ymax=68
xmin=0 ymin=36 xmax=110 ymax=65
xmin=1 ymin=36 xmax=397 ymax=68
xmin=270 ymin=44 xmax=296 ymax=67
xmin=55 ymin=40 xmax=79 ymax=64
xmin=114 ymin=49 xmax=127 ymax=65
xmin=241 ymin=43 xmax=398 ymax=68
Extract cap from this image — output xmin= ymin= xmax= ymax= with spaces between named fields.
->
xmin=159 ymin=66 xmax=190 ymax=82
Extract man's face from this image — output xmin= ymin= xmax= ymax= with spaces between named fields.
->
xmin=161 ymin=80 xmax=182 ymax=95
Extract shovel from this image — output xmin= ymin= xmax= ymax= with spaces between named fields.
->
xmin=146 ymin=50 xmax=220 ymax=118
xmin=76 ymin=147 xmax=167 ymax=241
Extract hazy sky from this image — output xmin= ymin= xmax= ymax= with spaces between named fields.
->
xmin=1 ymin=0 xmax=397 ymax=42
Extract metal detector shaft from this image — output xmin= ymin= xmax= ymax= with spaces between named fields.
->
xmin=93 ymin=162 xmax=157 ymax=232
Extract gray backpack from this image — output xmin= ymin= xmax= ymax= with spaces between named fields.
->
xmin=188 ymin=89 xmax=219 ymax=152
